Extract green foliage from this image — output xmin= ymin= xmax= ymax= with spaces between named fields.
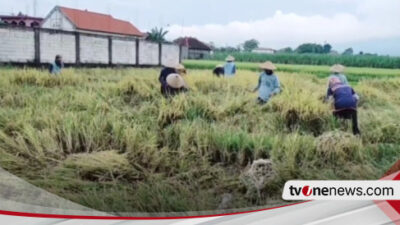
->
xmin=296 ymin=43 xmax=325 ymax=54
xmin=343 ymin=48 xmax=354 ymax=56
xmin=206 ymin=52 xmax=400 ymax=69
xmin=243 ymin=39 xmax=260 ymax=52
xmin=146 ymin=27 xmax=169 ymax=43
xmin=184 ymin=60 xmax=400 ymax=83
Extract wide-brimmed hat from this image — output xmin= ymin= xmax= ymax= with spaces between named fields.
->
xmin=166 ymin=74 xmax=187 ymax=88
xmin=225 ymin=55 xmax=235 ymax=61
xmin=215 ymin=64 xmax=223 ymax=68
xmin=330 ymin=64 xmax=345 ymax=73
xmin=259 ymin=61 xmax=277 ymax=71
xmin=176 ymin=64 xmax=185 ymax=70
xmin=163 ymin=61 xmax=180 ymax=69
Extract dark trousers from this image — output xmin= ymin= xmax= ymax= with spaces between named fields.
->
xmin=333 ymin=109 xmax=361 ymax=135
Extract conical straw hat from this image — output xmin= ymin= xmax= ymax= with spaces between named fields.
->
xmin=225 ymin=55 xmax=235 ymax=61
xmin=215 ymin=64 xmax=223 ymax=68
xmin=166 ymin=74 xmax=187 ymax=89
xmin=176 ymin=64 xmax=185 ymax=70
xmin=259 ymin=61 xmax=277 ymax=70
xmin=163 ymin=61 xmax=179 ymax=69
xmin=330 ymin=64 xmax=345 ymax=73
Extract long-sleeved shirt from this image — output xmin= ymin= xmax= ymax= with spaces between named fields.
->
xmin=255 ymin=72 xmax=281 ymax=102
xmin=224 ymin=62 xmax=236 ymax=76
xmin=213 ymin=67 xmax=224 ymax=77
xmin=327 ymin=84 xmax=358 ymax=111
xmin=326 ymin=74 xmax=349 ymax=98
xmin=159 ymin=67 xmax=177 ymax=85
xmin=49 ymin=62 xmax=63 ymax=75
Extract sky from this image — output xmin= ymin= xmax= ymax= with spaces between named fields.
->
xmin=1 ymin=0 xmax=400 ymax=55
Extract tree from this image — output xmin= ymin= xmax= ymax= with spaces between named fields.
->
xmin=323 ymin=43 xmax=332 ymax=54
xmin=208 ymin=42 xmax=216 ymax=50
xmin=146 ymin=27 xmax=169 ymax=43
xmin=243 ymin=39 xmax=259 ymax=52
xmin=216 ymin=46 xmax=241 ymax=53
xmin=278 ymin=47 xmax=293 ymax=53
xmin=296 ymin=43 xmax=324 ymax=54
xmin=342 ymin=48 xmax=354 ymax=55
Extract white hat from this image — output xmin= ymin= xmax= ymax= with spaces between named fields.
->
xmin=259 ymin=61 xmax=277 ymax=70
xmin=163 ymin=61 xmax=179 ymax=69
xmin=176 ymin=64 xmax=185 ymax=70
xmin=330 ymin=64 xmax=345 ymax=73
xmin=166 ymin=74 xmax=187 ymax=88
xmin=226 ymin=55 xmax=235 ymax=61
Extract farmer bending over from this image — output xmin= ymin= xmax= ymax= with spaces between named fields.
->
xmin=224 ymin=55 xmax=236 ymax=77
xmin=159 ymin=62 xmax=182 ymax=93
xmin=325 ymin=64 xmax=349 ymax=101
xmin=253 ymin=61 xmax=281 ymax=105
xmin=49 ymin=55 xmax=64 ymax=75
xmin=327 ymin=77 xmax=361 ymax=135
xmin=213 ymin=64 xmax=224 ymax=77
xmin=162 ymin=73 xmax=188 ymax=97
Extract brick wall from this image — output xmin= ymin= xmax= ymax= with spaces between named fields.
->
xmin=40 ymin=31 xmax=76 ymax=63
xmin=0 ymin=26 xmax=180 ymax=66
xmin=162 ymin=44 xmax=180 ymax=66
xmin=112 ymin=39 xmax=136 ymax=65
xmin=139 ymin=41 xmax=159 ymax=65
xmin=0 ymin=27 xmax=35 ymax=63
xmin=80 ymin=35 xmax=109 ymax=64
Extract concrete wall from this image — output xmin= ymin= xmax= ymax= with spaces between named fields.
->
xmin=181 ymin=46 xmax=189 ymax=60
xmin=0 ymin=27 xmax=35 ymax=63
xmin=80 ymin=35 xmax=109 ymax=64
xmin=40 ymin=31 xmax=76 ymax=63
xmin=112 ymin=39 xmax=136 ymax=65
xmin=0 ymin=26 xmax=181 ymax=66
xmin=188 ymin=49 xmax=211 ymax=59
xmin=139 ymin=41 xmax=159 ymax=65
xmin=162 ymin=44 xmax=180 ymax=66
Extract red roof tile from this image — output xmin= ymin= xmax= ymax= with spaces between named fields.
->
xmin=59 ymin=6 xmax=143 ymax=37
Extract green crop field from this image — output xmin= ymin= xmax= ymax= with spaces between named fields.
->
xmin=184 ymin=60 xmax=400 ymax=83
xmin=208 ymin=52 xmax=400 ymax=69
xmin=0 ymin=66 xmax=399 ymax=214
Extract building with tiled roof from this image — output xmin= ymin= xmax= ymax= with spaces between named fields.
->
xmin=0 ymin=12 xmax=43 ymax=28
xmin=174 ymin=37 xmax=212 ymax=59
xmin=41 ymin=6 xmax=144 ymax=38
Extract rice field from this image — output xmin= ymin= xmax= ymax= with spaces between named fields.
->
xmin=0 ymin=65 xmax=399 ymax=214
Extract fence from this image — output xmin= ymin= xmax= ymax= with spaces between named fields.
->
xmin=0 ymin=25 xmax=184 ymax=67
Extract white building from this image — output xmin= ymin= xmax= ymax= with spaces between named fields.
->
xmin=252 ymin=47 xmax=277 ymax=54
xmin=41 ymin=6 xmax=144 ymax=38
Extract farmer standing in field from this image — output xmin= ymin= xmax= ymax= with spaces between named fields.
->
xmin=224 ymin=55 xmax=236 ymax=77
xmin=49 ymin=55 xmax=64 ymax=75
xmin=325 ymin=64 xmax=349 ymax=100
xmin=162 ymin=73 xmax=188 ymax=97
xmin=326 ymin=77 xmax=361 ymax=135
xmin=253 ymin=61 xmax=281 ymax=105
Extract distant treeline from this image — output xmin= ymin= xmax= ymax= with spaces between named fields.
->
xmin=207 ymin=53 xmax=400 ymax=69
